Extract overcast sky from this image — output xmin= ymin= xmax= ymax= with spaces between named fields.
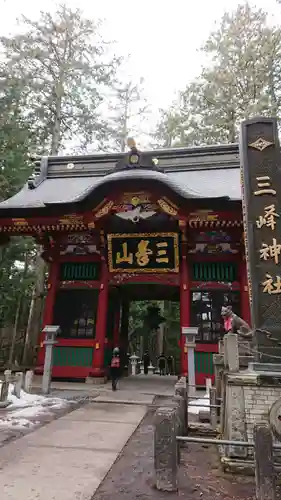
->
xmin=1 ymin=0 xmax=280 ymax=147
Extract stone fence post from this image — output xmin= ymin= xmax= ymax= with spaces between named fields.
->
xmin=254 ymin=424 xmax=276 ymax=500
xmin=173 ymin=394 xmax=185 ymax=442
xmin=224 ymin=333 xmax=239 ymax=372
xmin=209 ymin=387 xmax=217 ymax=430
xmin=24 ymin=370 xmax=34 ymax=393
xmin=13 ymin=372 xmax=23 ymax=399
xmin=154 ymin=407 xmax=178 ymax=492
xmin=175 ymin=383 xmax=188 ymax=435
xmin=0 ymin=369 xmax=12 ymax=408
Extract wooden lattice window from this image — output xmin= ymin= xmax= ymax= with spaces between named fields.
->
xmin=53 ymin=289 xmax=98 ymax=338
xmin=192 ymin=262 xmax=238 ymax=282
xmin=60 ymin=262 xmax=100 ymax=281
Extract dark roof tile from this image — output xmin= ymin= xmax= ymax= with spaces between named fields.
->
xmin=0 ymin=167 xmax=241 ymax=211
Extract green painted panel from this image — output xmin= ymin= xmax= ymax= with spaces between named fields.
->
xmin=192 ymin=262 xmax=238 ymax=282
xmin=53 ymin=347 xmax=93 ymax=367
xmin=195 ymin=352 xmax=214 ymax=375
xmin=60 ymin=262 xmax=100 ymax=281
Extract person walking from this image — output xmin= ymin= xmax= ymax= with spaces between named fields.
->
xmin=143 ymin=351 xmax=150 ymax=375
xmin=167 ymin=355 xmax=174 ymax=375
xmin=110 ymin=347 xmax=121 ymax=391
xmin=158 ymin=352 xmax=167 ymax=376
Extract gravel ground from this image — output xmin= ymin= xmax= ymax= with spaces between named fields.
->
xmin=92 ymin=408 xmax=257 ymax=500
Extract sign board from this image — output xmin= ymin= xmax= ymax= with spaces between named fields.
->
xmin=239 ymin=117 xmax=281 ymax=359
xmin=107 ymin=232 xmax=179 ymax=273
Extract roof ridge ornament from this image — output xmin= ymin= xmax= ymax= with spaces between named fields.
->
xmin=112 ymin=138 xmax=163 ymax=174
xmin=127 ymin=137 xmax=137 ymax=150
xmin=27 ymin=156 xmax=49 ymax=190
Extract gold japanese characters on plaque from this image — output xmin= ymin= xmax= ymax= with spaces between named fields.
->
xmin=107 ymin=232 xmax=179 ymax=273
xmin=254 ymin=176 xmax=281 ymax=295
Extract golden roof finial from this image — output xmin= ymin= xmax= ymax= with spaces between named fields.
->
xmin=127 ymin=137 xmax=137 ymax=150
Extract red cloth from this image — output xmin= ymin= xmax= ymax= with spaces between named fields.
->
xmin=224 ymin=317 xmax=232 ymax=332
xmin=111 ymin=357 xmax=120 ymax=368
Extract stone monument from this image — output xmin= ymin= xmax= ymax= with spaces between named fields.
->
xmin=220 ymin=117 xmax=281 ymax=467
xmin=240 ymin=116 xmax=281 ymax=359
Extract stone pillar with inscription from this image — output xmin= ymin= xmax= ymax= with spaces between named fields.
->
xmin=240 ymin=117 xmax=281 ymax=361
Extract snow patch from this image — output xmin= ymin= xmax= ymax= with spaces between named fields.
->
xmin=188 ymin=393 xmax=210 ymax=414
xmin=0 ymin=381 xmax=69 ymax=430
xmin=0 ymin=417 xmax=40 ymax=429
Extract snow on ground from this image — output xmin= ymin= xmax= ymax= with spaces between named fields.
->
xmin=0 ymin=382 xmax=70 ymax=430
xmin=188 ymin=392 xmax=210 ymax=415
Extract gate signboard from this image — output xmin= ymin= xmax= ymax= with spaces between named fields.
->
xmin=107 ymin=232 xmax=179 ymax=273
xmin=239 ymin=117 xmax=281 ymax=359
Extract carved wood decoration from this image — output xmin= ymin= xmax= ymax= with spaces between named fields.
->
xmin=59 ymin=233 xmax=100 ymax=256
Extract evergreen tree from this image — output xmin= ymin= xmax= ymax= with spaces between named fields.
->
xmin=154 ymin=4 xmax=281 ymax=147
xmin=0 ymin=80 xmax=33 ymax=198
xmin=152 ymin=107 xmax=183 ymax=148
xmin=0 ymin=4 xmax=121 ymax=153
xmin=109 ymin=77 xmax=149 ymax=152
xmin=0 ymin=80 xmax=36 ymax=364
xmin=0 ymin=4 xmax=123 ymax=363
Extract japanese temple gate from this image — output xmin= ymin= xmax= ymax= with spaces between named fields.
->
xmin=0 ymin=124 xmax=264 ymax=385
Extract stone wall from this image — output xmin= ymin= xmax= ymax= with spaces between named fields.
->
xmin=244 ymin=385 xmax=281 ymax=442
xmin=224 ymin=371 xmax=281 ymax=458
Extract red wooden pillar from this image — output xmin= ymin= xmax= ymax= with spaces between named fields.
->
xmin=37 ymin=259 xmax=59 ymax=367
xmin=113 ymin=303 xmax=121 ymax=348
xmin=91 ymin=257 xmax=109 ymax=377
xmin=239 ymin=256 xmax=251 ymax=326
xmin=180 ymin=232 xmax=190 ymax=376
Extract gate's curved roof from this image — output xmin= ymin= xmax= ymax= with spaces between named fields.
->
xmin=0 ymin=143 xmax=241 ymax=213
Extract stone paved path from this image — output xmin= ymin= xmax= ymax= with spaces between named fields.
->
xmin=33 ymin=374 xmax=178 ymax=398
xmin=0 ymin=401 xmax=148 ymax=500
xmin=0 ymin=376 xmax=207 ymax=500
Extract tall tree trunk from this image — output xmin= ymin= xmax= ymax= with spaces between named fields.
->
xmin=120 ymin=91 xmax=129 ymax=152
xmin=227 ymin=108 xmax=236 ymax=143
xmin=157 ymin=301 xmax=165 ymax=356
xmin=268 ymin=56 xmax=278 ymax=116
xmin=0 ymin=244 xmax=8 ymax=325
xmin=8 ymin=251 xmax=29 ymax=367
xmin=23 ymin=81 xmax=63 ymax=365
xmin=50 ymin=83 xmax=63 ymax=155
xmin=22 ymin=250 xmax=45 ymax=365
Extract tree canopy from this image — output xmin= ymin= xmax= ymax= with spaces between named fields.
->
xmin=154 ymin=3 xmax=281 ymax=147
